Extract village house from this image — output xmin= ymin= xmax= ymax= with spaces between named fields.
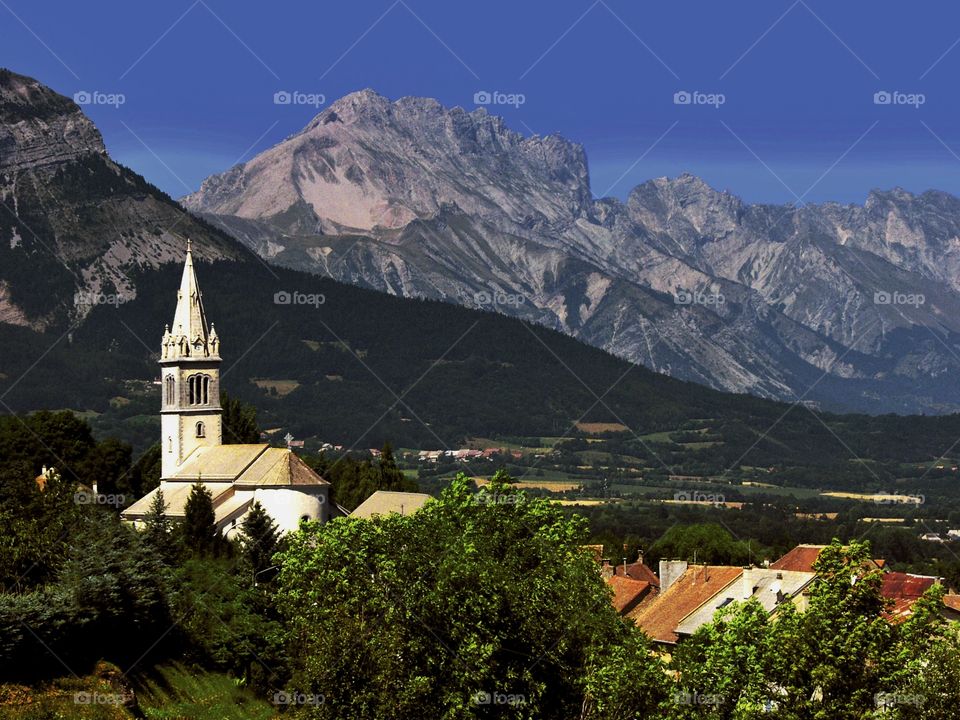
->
xmin=603 ymin=544 xmax=957 ymax=648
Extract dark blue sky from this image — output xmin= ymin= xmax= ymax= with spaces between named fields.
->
xmin=6 ymin=0 xmax=960 ymax=204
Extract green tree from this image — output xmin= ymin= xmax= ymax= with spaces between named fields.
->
xmin=221 ymin=391 xmax=261 ymax=444
xmin=182 ymin=482 xmax=219 ymax=555
xmin=670 ymin=599 xmax=771 ymax=717
xmin=0 ymin=460 xmax=79 ymax=591
xmin=143 ymin=489 xmax=174 ymax=562
xmin=241 ymin=501 xmax=281 ymax=581
xmin=130 ymin=442 xmax=162 ymax=496
xmin=80 ymin=436 xmax=132 ymax=498
xmin=275 ymin=472 xmax=667 ymax=719
xmin=650 ymin=523 xmax=753 ymax=565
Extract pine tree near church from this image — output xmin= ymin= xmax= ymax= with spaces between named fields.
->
xmin=240 ymin=500 xmax=280 ymax=580
xmin=183 ymin=482 xmax=218 ymax=555
xmin=143 ymin=489 xmax=176 ymax=562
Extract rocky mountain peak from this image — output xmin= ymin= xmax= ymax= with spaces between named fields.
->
xmin=183 ymin=89 xmax=592 ymax=233
xmin=0 ymin=68 xmax=105 ymax=172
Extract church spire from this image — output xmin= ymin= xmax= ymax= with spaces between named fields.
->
xmin=161 ymin=239 xmax=219 ymax=360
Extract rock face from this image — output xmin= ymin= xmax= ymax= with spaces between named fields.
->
xmin=183 ymin=89 xmax=960 ymax=414
xmin=0 ymin=69 xmax=247 ymax=330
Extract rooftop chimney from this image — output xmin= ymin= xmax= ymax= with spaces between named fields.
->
xmin=601 ymin=559 xmax=614 ymax=580
xmin=741 ymin=568 xmax=756 ymax=599
xmin=659 ymin=560 xmax=688 ymax=592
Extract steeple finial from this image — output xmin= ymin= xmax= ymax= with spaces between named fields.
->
xmin=186 ymin=237 xmax=192 ymax=253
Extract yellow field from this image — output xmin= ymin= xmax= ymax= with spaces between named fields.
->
xmin=576 ymin=422 xmax=629 ymax=434
xmin=822 ymin=491 xmax=923 ymax=504
xmin=552 ymin=498 xmax=617 ymax=506
xmin=473 ymin=477 xmax=581 ymax=492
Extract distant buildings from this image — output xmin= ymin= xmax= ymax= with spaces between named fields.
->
xmin=350 ymin=491 xmax=432 ymax=519
xmin=596 ymin=543 xmax=958 ymax=647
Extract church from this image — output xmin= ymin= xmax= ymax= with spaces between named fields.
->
xmin=122 ymin=241 xmax=330 ymax=537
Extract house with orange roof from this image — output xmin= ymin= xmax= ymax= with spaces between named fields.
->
xmin=628 ymin=562 xmax=742 ymax=645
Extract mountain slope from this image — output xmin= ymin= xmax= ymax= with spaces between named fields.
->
xmin=184 ymin=90 xmax=960 ymax=414
xmin=0 ymin=68 xmax=248 ymax=330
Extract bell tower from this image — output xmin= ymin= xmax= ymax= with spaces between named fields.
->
xmin=159 ymin=239 xmax=222 ymax=479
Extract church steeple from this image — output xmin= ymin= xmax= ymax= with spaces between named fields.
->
xmin=161 ymin=239 xmax=220 ymax=360
xmin=159 ymin=239 xmax=223 ymax=479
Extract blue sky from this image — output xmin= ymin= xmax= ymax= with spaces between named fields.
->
xmin=5 ymin=0 xmax=960 ymax=204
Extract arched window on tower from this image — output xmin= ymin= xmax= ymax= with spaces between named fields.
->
xmin=188 ymin=375 xmax=195 ymax=405
xmin=167 ymin=436 xmax=173 ymax=453
xmin=202 ymin=375 xmax=209 ymax=404
xmin=165 ymin=375 xmax=175 ymax=405
xmin=196 ymin=421 xmax=205 ymax=438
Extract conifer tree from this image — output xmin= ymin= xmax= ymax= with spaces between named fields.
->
xmin=241 ymin=501 xmax=281 ymax=581
xmin=183 ymin=481 xmax=218 ymax=555
xmin=143 ymin=489 xmax=173 ymax=561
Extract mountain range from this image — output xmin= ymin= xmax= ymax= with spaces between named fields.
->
xmin=3 ymin=70 xmax=960 ymax=415
xmin=5 ymin=68 xmax=960 ymax=493
xmin=183 ymin=89 xmax=960 ymax=414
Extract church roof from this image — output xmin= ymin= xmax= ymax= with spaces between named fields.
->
xmin=171 ymin=444 xmax=269 ymax=481
xmin=350 ymin=491 xmax=432 ymax=519
xmin=167 ymin=444 xmax=329 ymax=486
xmin=234 ymin=448 xmax=326 ymax=487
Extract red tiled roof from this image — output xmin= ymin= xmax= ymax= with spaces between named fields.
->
xmin=628 ymin=566 xmax=742 ymax=644
xmin=770 ymin=544 xmax=885 ymax=573
xmin=943 ymin=595 xmax=960 ymax=612
xmin=770 ymin=544 xmax=825 ymax=572
xmin=614 ymin=560 xmax=660 ymax=587
xmin=880 ymin=572 xmax=940 ymax=624
xmin=607 ymin=576 xmax=653 ymax=615
xmin=881 ymin=572 xmax=937 ymax=600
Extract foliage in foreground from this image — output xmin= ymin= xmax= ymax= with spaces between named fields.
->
xmin=275 ymin=472 xmax=666 ymax=719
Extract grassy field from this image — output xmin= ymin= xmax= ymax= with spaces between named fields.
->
xmin=134 ymin=663 xmax=276 ymax=720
